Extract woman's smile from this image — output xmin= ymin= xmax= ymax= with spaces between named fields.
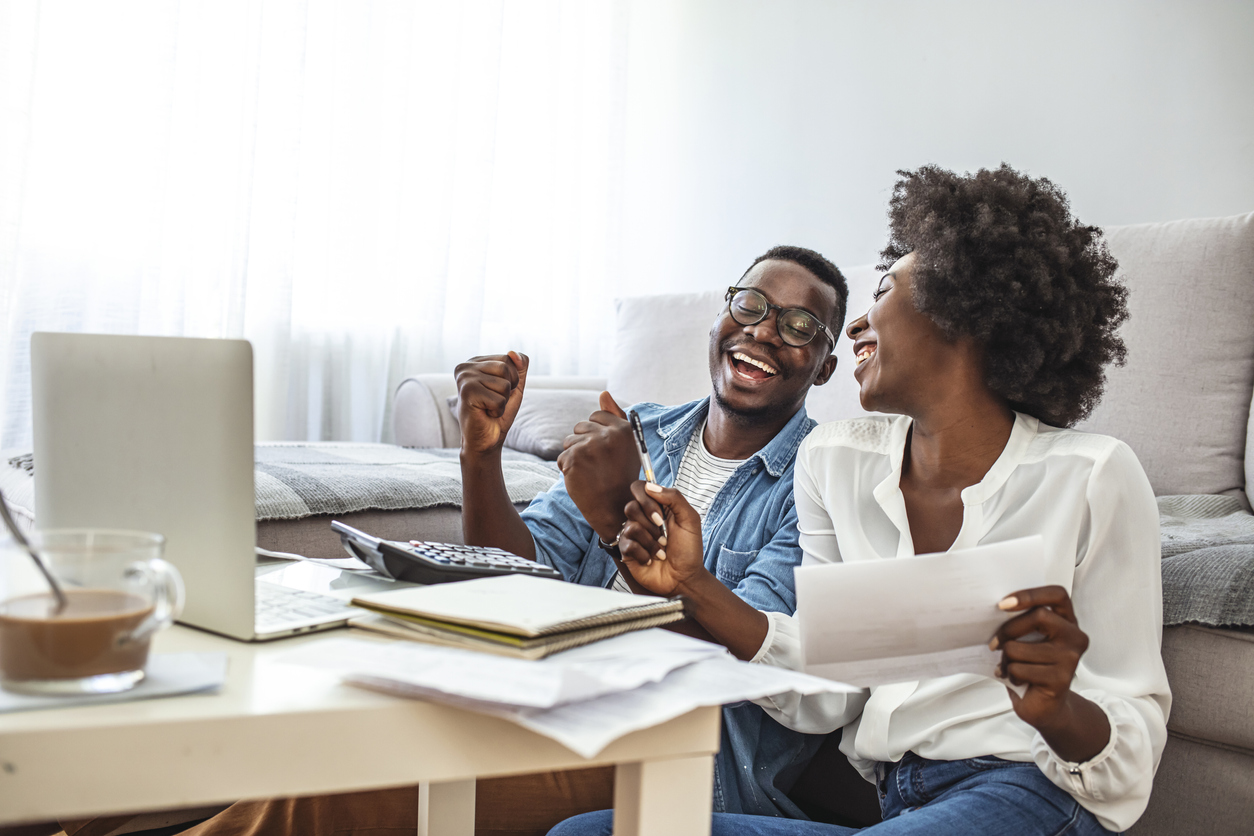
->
xmin=853 ymin=339 xmax=877 ymax=377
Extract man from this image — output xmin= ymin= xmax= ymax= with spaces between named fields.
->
xmin=455 ymin=244 xmax=848 ymax=819
xmin=61 ymin=245 xmax=847 ymax=836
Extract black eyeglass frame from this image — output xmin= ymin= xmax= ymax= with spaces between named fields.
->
xmin=724 ymin=286 xmax=836 ymax=350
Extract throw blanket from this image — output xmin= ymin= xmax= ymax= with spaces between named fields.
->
xmin=3 ymin=444 xmax=561 ymax=522
xmin=1157 ymin=494 xmax=1254 ymax=628
xmin=252 ymin=443 xmax=561 ymax=520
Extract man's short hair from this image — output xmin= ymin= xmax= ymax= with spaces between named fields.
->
xmin=742 ymin=245 xmax=849 ymax=336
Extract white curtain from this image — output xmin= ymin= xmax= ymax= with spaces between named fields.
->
xmin=0 ymin=0 xmax=627 ymax=449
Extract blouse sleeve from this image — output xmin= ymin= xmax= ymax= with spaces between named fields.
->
xmin=1031 ymin=440 xmax=1171 ymax=831
xmin=750 ymin=436 xmax=869 ymax=733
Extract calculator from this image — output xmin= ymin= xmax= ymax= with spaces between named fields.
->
xmin=331 ymin=520 xmax=563 ymax=585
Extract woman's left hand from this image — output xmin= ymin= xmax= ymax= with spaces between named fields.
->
xmin=991 ymin=585 xmax=1110 ymax=761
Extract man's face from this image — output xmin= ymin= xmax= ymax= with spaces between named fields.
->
xmin=708 ymin=259 xmax=839 ymax=423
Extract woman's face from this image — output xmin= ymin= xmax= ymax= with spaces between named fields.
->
xmin=846 ymin=252 xmax=965 ymax=415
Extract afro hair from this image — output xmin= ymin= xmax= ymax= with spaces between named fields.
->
xmin=878 ymin=164 xmax=1128 ymax=427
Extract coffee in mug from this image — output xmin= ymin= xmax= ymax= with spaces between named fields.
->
xmin=0 ymin=530 xmax=183 ymax=695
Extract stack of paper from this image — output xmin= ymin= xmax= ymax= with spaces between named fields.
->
xmin=350 ymin=574 xmax=686 ymax=659
xmin=278 ymin=630 xmax=858 ymax=757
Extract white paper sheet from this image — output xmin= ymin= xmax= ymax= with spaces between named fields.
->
xmin=276 ymin=628 xmax=727 ymax=708
xmin=795 ymin=535 xmax=1055 ymax=687
xmin=349 ymin=655 xmax=860 ymax=758
xmin=281 ymin=629 xmax=860 ymax=757
xmin=255 ymin=547 xmax=375 ymax=573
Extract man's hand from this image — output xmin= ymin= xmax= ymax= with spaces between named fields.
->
xmin=991 ymin=585 xmax=1111 ymax=763
xmin=556 ymin=391 xmax=640 ymax=543
xmin=618 ymin=481 xmax=706 ymax=597
xmin=454 ymin=352 xmax=528 ymax=456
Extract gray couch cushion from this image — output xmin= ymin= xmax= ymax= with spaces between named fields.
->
xmin=1160 ymin=624 xmax=1254 ymax=752
xmin=447 ymin=389 xmax=603 ymax=460
xmin=1128 ymin=729 xmax=1254 ymax=835
xmin=1248 ymin=387 xmax=1254 ymax=511
xmin=258 ymin=506 xmax=473 ymax=560
xmin=1078 ymin=212 xmax=1254 ymax=498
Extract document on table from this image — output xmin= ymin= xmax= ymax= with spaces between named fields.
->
xmin=277 ymin=628 xmax=727 ymax=708
xmin=795 ymin=535 xmax=1055 ymax=687
xmin=278 ymin=629 xmax=859 ymax=757
xmin=369 ymin=656 xmax=859 ymax=758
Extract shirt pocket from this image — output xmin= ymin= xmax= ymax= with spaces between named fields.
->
xmin=715 ymin=545 xmax=758 ymax=586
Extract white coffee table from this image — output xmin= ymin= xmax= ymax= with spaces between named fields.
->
xmin=0 ymin=625 xmax=720 ymax=835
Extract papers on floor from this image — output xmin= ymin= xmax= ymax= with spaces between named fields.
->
xmin=277 ymin=629 xmax=857 ymax=757
xmin=795 ymin=535 xmax=1056 ymax=687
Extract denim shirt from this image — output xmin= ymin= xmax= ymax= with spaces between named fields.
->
xmin=521 ymin=398 xmax=825 ymax=818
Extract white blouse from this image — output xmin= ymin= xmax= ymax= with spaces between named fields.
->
xmin=751 ymin=413 xmax=1171 ymax=833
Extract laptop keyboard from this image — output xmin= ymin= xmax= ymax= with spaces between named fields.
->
xmin=255 ymin=581 xmax=358 ymax=631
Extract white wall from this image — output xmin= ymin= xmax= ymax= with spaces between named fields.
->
xmin=618 ymin=0 xmax=1254 ymax=297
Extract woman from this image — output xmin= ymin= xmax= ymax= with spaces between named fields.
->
xmin=550 ymin=164 xmax=1170 ymax=835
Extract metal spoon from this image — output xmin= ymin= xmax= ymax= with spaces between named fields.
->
xmin=0 ymin=488 xmax=68 ymax=614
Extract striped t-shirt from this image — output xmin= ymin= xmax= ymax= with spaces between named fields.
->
xmin=671 ymin=421 xmax=745 ymax=518
xmin=609 ymin=421 xmax=744 ymax=591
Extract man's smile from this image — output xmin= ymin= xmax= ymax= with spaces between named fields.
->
xmin=729 ymin=349 xmax=779 ymax=382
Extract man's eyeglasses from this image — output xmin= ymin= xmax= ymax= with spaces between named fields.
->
xmin=725 ymin=287 xmax=835 ymax=349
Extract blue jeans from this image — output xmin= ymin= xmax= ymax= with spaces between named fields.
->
xmin=546 ymin=753 xmax=1115 ymax=835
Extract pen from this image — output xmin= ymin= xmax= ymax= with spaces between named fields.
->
xmin=628 ymin=410 xmax=667 ymax=540
xmin=628 ymin=409 xmax=657 ymax=485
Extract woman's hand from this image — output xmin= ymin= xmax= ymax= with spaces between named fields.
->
xmin=991 ymin=585 xmax=1111 ymax=763
xmin=618 ymin=480 xmax=769 ymax=660
xmin=618 ymin=481 xmax=705 ymax=597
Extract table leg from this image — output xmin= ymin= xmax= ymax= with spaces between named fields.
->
xmin=417 ymin=778 xmax=475 ymax=836
xmin=612 ymin=755 xmax=713 ymax=836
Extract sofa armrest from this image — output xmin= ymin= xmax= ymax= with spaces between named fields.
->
xmin=393 ymin=375 xmax=459 ymax=447
xmin=392 ymin=373 xmax=609 ymax=449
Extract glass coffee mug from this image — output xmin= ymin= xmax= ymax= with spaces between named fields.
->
xmin=0 ymin=530 xmax=184 ymax=695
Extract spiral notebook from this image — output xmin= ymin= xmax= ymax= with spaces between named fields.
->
xmin=349 ymin=574 xmax=686 ymax=659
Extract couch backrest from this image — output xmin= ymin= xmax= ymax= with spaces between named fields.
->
xmin=393 ymin=373 xmax=607 ymax=448
xmin=607 ymin=213 xmax=1254 ymax=506
xmin=1076 ymin=212 xmax=1254 ymax=503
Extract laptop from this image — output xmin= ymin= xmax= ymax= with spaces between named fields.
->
xmin=30 ymin=332 xmax=399 ymax=641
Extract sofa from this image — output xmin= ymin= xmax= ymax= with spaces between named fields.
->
xmin=387 ymin=211 xmax=1254 ymax=835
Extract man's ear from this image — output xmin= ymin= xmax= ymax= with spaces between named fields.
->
xmin=812 ymin=355 xmax=838 ymax=387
